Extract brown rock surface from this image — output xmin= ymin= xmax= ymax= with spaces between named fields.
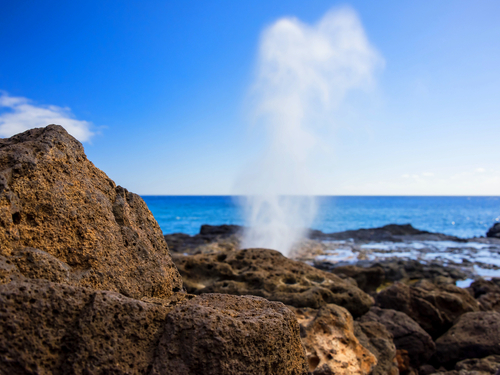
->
xmin=173 ymin=248 xmax=374 ymax=317
xmin=0 ymin=278 xmax=307 ymax=374
xmin=434 ymin=311 xmax=500 ymax=369
xmin=358 ymin=306 xmax=435 ymax=367
xmin=291 ymin=304 xmax=376 ymax=375
xmin=151 ymin=294 xmax=307 ymax=375
xmin=329 ymin=265 xmax=385 ymax=294
xmin=0 ymin=125 xmax=183 ymax=298
xmin=354 ymin=320 xmax=399 ymax=375
xmin=375 ymin=280 xmax=479 ymax=338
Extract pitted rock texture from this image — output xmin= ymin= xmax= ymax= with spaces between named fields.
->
xmin=328 ymin=265 xmax=385 ymax=293
xmin=354 ymin=320 xmax=399 ymax=375
xmin=434 ymin=311 xmax=500 ymax=369
xmin=0 ymin=125 xmax=183 ymax=298
xmin=375 ymin=280 xmax=479 ymax=339
xmin=291 ymin=305 xmax=377 ymax=375
xmin=0 ymin=279 xmax=307 ymax=375
xmin=151 ymin=294 xmax=307 ymax=375
xmin=173 ymin=248 xmax=374 ymax=317
xmin=358 ymin=307 xmax=435 ymax=367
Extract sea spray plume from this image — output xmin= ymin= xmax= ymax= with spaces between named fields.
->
xmin=240 ymin=7 xmax=383 ymax=255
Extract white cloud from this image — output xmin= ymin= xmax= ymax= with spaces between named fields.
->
xmin=0 ymin=92 xmax=94 ymax=142
xmin=476 ymin=167 xmax=486 ymax=173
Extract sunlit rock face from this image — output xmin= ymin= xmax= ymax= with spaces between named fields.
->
xmin=0 ymin=125 xmax=309 ymax=374
xmin=0 ymin=125 xmax=183 ymax=298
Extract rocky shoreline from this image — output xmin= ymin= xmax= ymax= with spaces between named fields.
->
xmin=1 ymin=125 xmax=499 ymax=374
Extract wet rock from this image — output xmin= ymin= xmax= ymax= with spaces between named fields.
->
xmin=291 ymin=305 xmax=376 ymax=375
xmin=354 ymin=320 xmax=399 ymax=375
xmin=453 ymin=355 xmax=500 ymax=374
xmin=375 ymin=281 xmax=480 ymax=339
xmin=327 ymin=265 xmax=385 ymax=293
xmin=173 ymin=248 xmax=374 ymax=317
xmin=487 ymin=223 xmax=500 ymax=238
xmin=0 ymin=279 xmax=307 ymax=374
xmin=309 ymin=224 xmax=460 ymax=242
xmin=434 ymin=311 xmax=500 ymax=369
xmin=0 ymin=125 xmax=183 ymax=298
xmin=469 ymin=278 xmax=500 ymax=297
xmin=151 ymin=294 xmax=307 ymax=375
xmin=358 ymin=306 xmax=435 ymax=367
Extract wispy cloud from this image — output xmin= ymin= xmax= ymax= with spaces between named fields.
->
xmin=0 ymin=92 xmax=94 ymax=142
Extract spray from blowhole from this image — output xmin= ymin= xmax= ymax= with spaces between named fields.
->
xmin=239 ymin=7 xmax=383 ymax=256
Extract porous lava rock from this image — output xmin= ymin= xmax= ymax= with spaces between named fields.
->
xmin=375 ymin=280 xmax=479 ymax=338
xmin=0 ymin=125 xmax=183 ymax=298
xmin=291 ymin=304 xmax=376 ymax=375
xmin=353 ymin=320 xmax=399 ymax=375
xmin=173 ymin=248 xmax=374 ymax=317
xmin=0 ymin=126 xmax=310 ymax=374
xmin=151 ymin=294 xmax=307 ymax=375
xmin=0 ymin=279 xmax=307 ymax=374
xmin=434 ymin=311 xmax=500 ymax=369
xmin=358 ymin=306 xmax=435 ymax=367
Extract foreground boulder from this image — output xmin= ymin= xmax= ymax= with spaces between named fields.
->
xmin=0 ymin=279 xmax=307 ymax=374
xmin=291 ymin=305 xmax=376 ymax=375
xmin=0 ymin=125 xmax=182 ymax=298
xmin=434 ymin=311 xmax=500 ymax=369
xmin=375 ymin=280 xmax=479 ymax=338
xmin=173 ymin=248 xmax=374 ymax=317
xmin=487 ymin=223 xmax=500 ymax=238
xmin=0 ymin=126 xmax=308 ymax=374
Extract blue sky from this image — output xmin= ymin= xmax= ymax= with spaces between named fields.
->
xmin=1 ymin=0 xmax=499 ymax=195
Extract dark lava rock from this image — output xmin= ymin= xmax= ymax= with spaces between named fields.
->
xmin=487 ymin=223 xmax=500 ymax=238
xmin=309 ymin=224 xmax=460 ymax=242
xmin=469 ymin=278 xmax=500 ymax=312
xmin=358 ymin=307 xmax=435 ymax=367
xmin=325 ymin=265 xmax=385 ymax=293
xmin=164 ymin=224 xmax=242 ymax=254
xmin=173 ymin=248 xmax=374 ymax=317
xmin=375 ymin=280 xmax=479 ymax=339
xmin=0 ymin=125 xmax=183 ymax=298
xmin=150 ymin=293 xmax=308 ymax=375
xmin=372 ymin=259 xmax=467 ymax=283
xmin=434 ymin=311 xmax=500 ymax=369
xmin=354 ymin=320 xmax=399 ymax=375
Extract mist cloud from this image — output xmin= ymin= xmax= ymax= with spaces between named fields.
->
xmin=0 ymin=92 xmax=94 ymax=142
xmin=240 ymin=7 xmax=383 ymax=255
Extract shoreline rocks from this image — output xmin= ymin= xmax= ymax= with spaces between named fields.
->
xmin=0 ymin=126 xmax=308 ymax=374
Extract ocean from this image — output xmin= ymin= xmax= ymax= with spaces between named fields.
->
xmin=142 ymin=196 xmax=500 ymax=238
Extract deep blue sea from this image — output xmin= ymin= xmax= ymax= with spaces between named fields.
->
xmin=142 ymin=196 xmax=500 ymax=239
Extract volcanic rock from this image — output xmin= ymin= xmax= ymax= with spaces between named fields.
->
xmin=434 ymin=311 xmax=500 ymax=369
xmin=353 ymin=320 xmax=399 ymax=375
xmin=291 ymin=304 xmax=376 ymax=375
xmin=309 ymin=224 xmax=460 ymax=242
xmin=164 ymin=224 xmax=241 ymax=254
xmin=487 ymin=223 xmax=500 ymax=238
xmin=150 ymin=293 xmax=307 ymax=375
xmin=375 ymin=280 xmax=480 ymax=338
xmin=0 ymin=125 xmax=183 ymax=298
xmin=328 ymin=265 xmax=385 ymax=293
xmin=0 ymin=126 xmax=309 ymax=374
xmin=173 ymin=248 xmax=374 ymax=317
xmin=358 ymin=307 xmax=435 ymax=367
xmin=0 ymin=278 xmax=307 ymax=374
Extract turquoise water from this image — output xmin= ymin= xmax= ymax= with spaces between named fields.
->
xmin=141 ymin=196 xmax=500 ymax=239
